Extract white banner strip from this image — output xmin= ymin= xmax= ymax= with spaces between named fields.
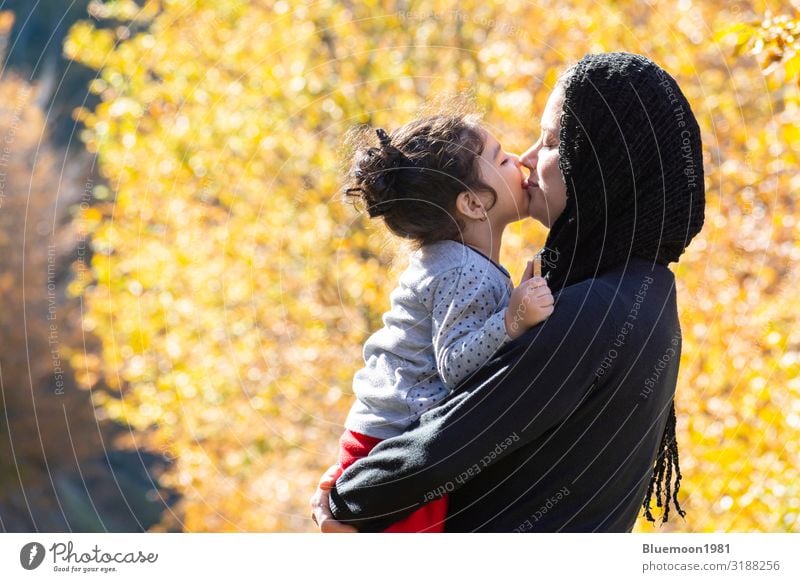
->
xmin=1 ymin=533 xmax=798 ymax=581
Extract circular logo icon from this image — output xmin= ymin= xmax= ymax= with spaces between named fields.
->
xmin=20 ymin=542 xmax=46 ymax=570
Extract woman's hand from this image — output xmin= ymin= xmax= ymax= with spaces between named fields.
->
xmin=310 ymin=464 xmax=358 ymax=533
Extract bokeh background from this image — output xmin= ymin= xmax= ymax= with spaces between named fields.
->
xmin=0 ymin=0 xmax=798 ymax=533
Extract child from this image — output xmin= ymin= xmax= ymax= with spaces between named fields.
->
xmin=337 ymin=112 xmax=554 ymax=532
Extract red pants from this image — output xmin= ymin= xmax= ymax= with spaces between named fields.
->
xmin=338 ymin=429 xmax=447 ymax=532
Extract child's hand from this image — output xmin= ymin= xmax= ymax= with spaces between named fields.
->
xmin=504 ymin=258 xmax=554 ymax=339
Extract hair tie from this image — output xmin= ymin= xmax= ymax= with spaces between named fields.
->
xmin=375 ymin=128 xmax=392 ymax=148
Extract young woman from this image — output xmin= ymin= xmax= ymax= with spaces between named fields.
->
xmin=313 ymin=52 xmax=705 ymax=532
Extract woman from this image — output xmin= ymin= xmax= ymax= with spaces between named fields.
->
xmin=311 ymin=52 xmax=705 ymax=532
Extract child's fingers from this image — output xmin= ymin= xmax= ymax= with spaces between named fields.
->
xmin=520 ymin=260 xmax=534 ymax=283
xmin=524 ymin=276 xmax=548 ymax=289
xmin=522 ymin=261 xmax=533 ymax=281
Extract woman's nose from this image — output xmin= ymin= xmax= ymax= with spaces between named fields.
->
xmin=520 ymin=145 xmax=537 ymax=169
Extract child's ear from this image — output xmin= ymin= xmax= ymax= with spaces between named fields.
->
xmin=455 ymin=191 xmax=487 ymax=221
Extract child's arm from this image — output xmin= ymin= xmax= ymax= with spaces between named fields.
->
xmin=431 ymin=261 xmax=554 ymax=390
xmin=428 ymin=262 xmax=542 ymax=390
xmin=429 ymin=267 xmax=509 ymax=390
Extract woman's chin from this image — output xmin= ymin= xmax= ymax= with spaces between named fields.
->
xmin=527 ymin=209 xmax=550 ymax=228
xmin=527 ymin=199 xmax=549 ymax=227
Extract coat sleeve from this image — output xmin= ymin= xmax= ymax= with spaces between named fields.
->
xmin=328 ymin=282 xmax=616 ymax=531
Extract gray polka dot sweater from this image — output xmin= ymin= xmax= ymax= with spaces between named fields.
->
xmin=345 ymin=240 xmax=514 ymax=439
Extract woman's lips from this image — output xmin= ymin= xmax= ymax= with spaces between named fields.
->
xmin=524 ymin=179 xmax=539 ymax=191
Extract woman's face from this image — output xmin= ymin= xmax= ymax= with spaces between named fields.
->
xmin=520 ymin=85 xmax=568 ymax=228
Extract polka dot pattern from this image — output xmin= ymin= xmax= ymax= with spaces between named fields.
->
xmin=345 ymin=240 xmax=515 ymax=439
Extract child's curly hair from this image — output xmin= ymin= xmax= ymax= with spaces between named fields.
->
xmin=343 ymin=112 xmax=497 ymax=247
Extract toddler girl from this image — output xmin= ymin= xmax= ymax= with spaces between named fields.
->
xmin=337 ymin=111 xmax=554 ymax=532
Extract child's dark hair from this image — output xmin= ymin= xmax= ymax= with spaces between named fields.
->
xmin=343 ymin=113 xmax=496 ymax=247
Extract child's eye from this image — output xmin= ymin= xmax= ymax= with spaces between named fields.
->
xmin=501 ymin=157 xmax=509 ymax=165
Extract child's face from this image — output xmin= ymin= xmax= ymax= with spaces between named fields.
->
xmin=477 ymin=130 xmax=528 ymax=226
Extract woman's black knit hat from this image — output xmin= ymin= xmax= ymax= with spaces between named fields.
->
xmin=542 ymin=52 xmax=705 ymax=292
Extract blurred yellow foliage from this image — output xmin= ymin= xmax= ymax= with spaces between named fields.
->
xmin=66 ymin=0 xmax=800 ymax=531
